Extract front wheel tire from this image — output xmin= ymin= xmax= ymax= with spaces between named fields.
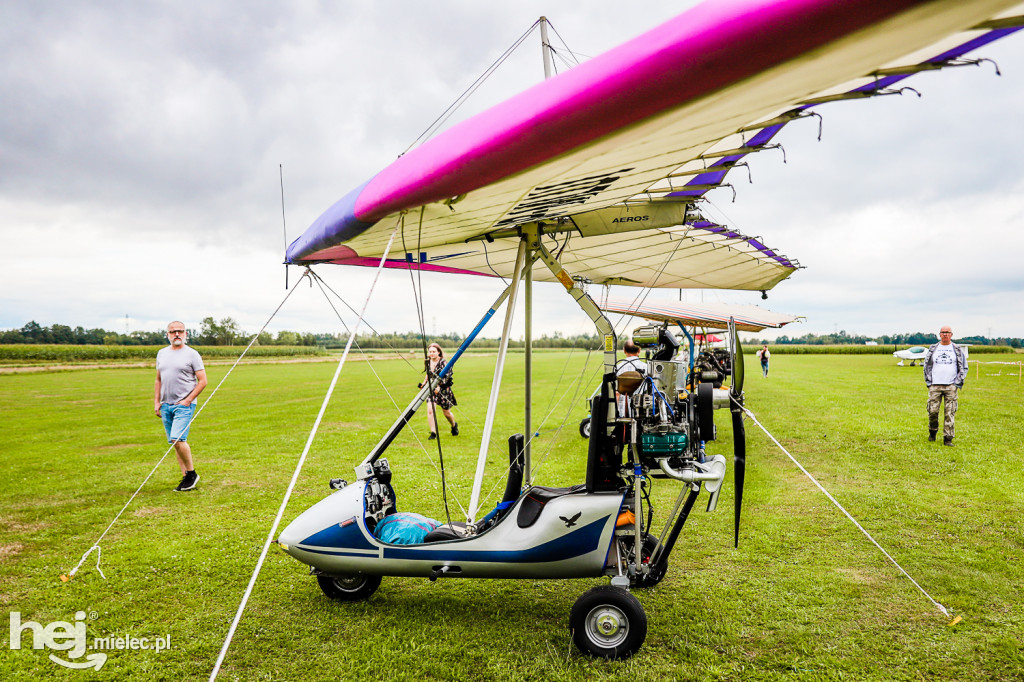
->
xmin=579 ymin=417 xmax=591 ymax=439
xmin=570 ymin=586 xmax=647 ymax=659
xmin=316 ymin=573 xmax=381 ymax=601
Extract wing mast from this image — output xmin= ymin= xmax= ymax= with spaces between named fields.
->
xmin=524 ymin=16 xmax=555 ymax=483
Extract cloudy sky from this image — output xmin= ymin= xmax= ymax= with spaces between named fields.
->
xmin=3 ymin=1 xmax=1023 ymax=343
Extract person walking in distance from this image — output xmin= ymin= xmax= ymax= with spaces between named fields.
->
xmin=923 ymin=325 xmax=968 ymax=446
xmin=155 ymin=321 xmax=208 ymax=491
xmin=756 ymin=345 xmax=771 ymax=377
xmin=420 ymin=342 xmax=458 ymax=440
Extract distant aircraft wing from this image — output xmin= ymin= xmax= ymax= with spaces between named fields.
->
xmin=286 ymin=0 xmax=1024 ymax=292
xmin=600 ymin=297 xmax=801 ymax=333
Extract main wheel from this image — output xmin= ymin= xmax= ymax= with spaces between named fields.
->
xmin=579 ymin=417 xmax=591 ymax=439
xmin=570 ymin=586 xmax=647 ymax=659
xmin=631 ymin=535 xmax=667 ymax=589
xmin=316 ymin=573 xmax=381 ymax=601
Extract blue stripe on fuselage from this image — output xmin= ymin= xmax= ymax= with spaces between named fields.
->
xmin=300 ymin=518 xmax=377 ymax=551
xmin=381 ymin=516 xmax=608 ymax=563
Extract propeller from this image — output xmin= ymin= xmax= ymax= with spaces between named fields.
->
xmin=728 ymin=318 xmax=746 ymax=548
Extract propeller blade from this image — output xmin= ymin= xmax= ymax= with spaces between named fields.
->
xmin=728 ymin=317 xmax=744 ymax=398
xmin=731 ymin=405 xmax=746 ymax=548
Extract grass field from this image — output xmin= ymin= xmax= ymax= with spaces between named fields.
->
xmin=1 ymin=350 xmax=1021 ymax=680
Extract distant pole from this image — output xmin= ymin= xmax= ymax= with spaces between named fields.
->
xmin=125 ymin=314 xmax=129 ymax=334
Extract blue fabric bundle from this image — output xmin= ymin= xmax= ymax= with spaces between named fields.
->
xmin=374 ymin=512 xmax=442 ymax=545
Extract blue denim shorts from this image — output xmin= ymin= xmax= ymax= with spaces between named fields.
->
xmin=161 ymin=403 xmax=195 ymax=443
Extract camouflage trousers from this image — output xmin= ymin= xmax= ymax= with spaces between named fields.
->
xmin=927 ymin=384 xmax=959 ymax=438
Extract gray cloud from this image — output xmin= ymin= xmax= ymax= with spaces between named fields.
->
xmin=2 ymin=1 xmax=1023 ymax=339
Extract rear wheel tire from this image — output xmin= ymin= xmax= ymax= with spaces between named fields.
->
xmin=579 ymin=417 xmax=591 ymax=439
xmin=570 ymin=586 xmax=647 ymax=659
xmin=316 ymin=573 xmax=381 ymax=601
xmin=696 ymin=382 xmax=715 ymax=441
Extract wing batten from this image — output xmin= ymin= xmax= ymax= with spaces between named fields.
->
xmin=288 ymin=0 xmax=1023 ymax=293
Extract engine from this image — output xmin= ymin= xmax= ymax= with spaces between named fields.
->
xmin=623 ymin=325 xmax=724 ymax=474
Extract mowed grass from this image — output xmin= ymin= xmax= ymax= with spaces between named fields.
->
xmin=1 ymin=351 xmax=1021 ymax=680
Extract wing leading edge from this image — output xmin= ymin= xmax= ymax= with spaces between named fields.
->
xmin=287 ymin=0 xmax=1024 ymax=292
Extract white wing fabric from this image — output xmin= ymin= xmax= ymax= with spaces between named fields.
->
xmin=600 ymin=297 xmax=801 ymax=333
xmin=286 ymin=0 xmax=1024 ymax=292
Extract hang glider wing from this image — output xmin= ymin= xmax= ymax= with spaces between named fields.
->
xmin=600 ymin=297 xmax=801 ymax=333
xmin=286 ymin=0 xmax=1024 ymax=292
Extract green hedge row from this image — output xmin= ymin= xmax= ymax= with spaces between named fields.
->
xmin=0 ymin=345 xmax=325 ymax=362
xmin=745 ymin=344 xmax=1015 ymax=355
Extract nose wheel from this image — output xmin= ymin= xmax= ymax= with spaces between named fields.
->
xmin=316 ymin=573 xmax=382 ymax=601
xmin=570 ymin=585 xmax=647 ymax=659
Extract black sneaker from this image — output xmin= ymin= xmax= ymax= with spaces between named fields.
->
xmin=451 ymin=422 xmax=459 ymax=436
xmin=428 ymin=432 xmax=437 ymax=440
xmin=175 ymin=471 xmax=199 ymax=492
xmin=928 ymin=430 xmax=937 ymax=442
xmin=943 ymin=436 xmax=954 ymax=447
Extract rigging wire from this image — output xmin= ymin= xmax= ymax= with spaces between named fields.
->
xmin=306 ymin=272 xmax=422 ymax=374
xmin=477 ymin=336 xmax=597 ymax=501
xmin=733 ymin=397 xmax=953 ymax=619
xmin=210 ymin=225 xmax=401 ymax=681
xmin=597 ymin=234 xmax=689 ymax=345
xmin=547 ymin=21 xmax=584 ymax=68
xmin=517 ymin=347 xmax=600 ymax=486
xmin=310 ymin=255 xmax=525 ymax=503
xmin=401 ymin=208 xmax=456 ymax=528
xmin=482 ymin=238 xmax=510 ymax=283
xmin=60 ymin=272 xmax=310 ymax=583
xmin=307 ymin=270 xmax=468 ymax=516
xmin=404 ymin=20 xmax=541 ymax=154
xmin=280 ymin=164 xmax=289 ymax=289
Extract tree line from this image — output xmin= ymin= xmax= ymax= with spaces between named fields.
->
xmin=4 ymin=320 xmax=1020 ymax=349
xmin=755 ymin=330 xmax=1023 ymax=348
xmin=0 ymin=318 xmax=319 ymax=347
xmin=0 ymin=319 xmax=603 ymax=349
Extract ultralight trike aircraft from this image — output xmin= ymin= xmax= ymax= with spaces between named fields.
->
xmin=275 ymin=0 xmax=1024 ymax=660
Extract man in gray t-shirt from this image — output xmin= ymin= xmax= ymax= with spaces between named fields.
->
xmin=155 ymin=321 xmax=208 ymax=491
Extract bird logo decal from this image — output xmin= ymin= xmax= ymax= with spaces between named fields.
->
xmin=559 ymin=512 xmax=582 ymax=528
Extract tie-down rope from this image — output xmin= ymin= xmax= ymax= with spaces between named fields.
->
xmin=209 ymin=223 xmax=400 ymax=681
xmin=61 ymin=271 xmax=311 ymax=583
xmin=733 ymin=397 xmax=953 ymax=619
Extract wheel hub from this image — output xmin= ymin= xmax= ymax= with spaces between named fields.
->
xmin=587 ymin=605 xmax=628 ymax=646
xmin=596 ymin=613 xmax=620 ymax=636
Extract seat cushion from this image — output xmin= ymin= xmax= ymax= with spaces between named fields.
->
xmin=516 ymin=485 xmax=586 ymax=528
xmin=422 ymin=522 xmax=469 ymax=543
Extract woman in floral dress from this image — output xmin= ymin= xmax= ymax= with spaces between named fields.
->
xmin=420 ymin=342 xmax=458 ymax=439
